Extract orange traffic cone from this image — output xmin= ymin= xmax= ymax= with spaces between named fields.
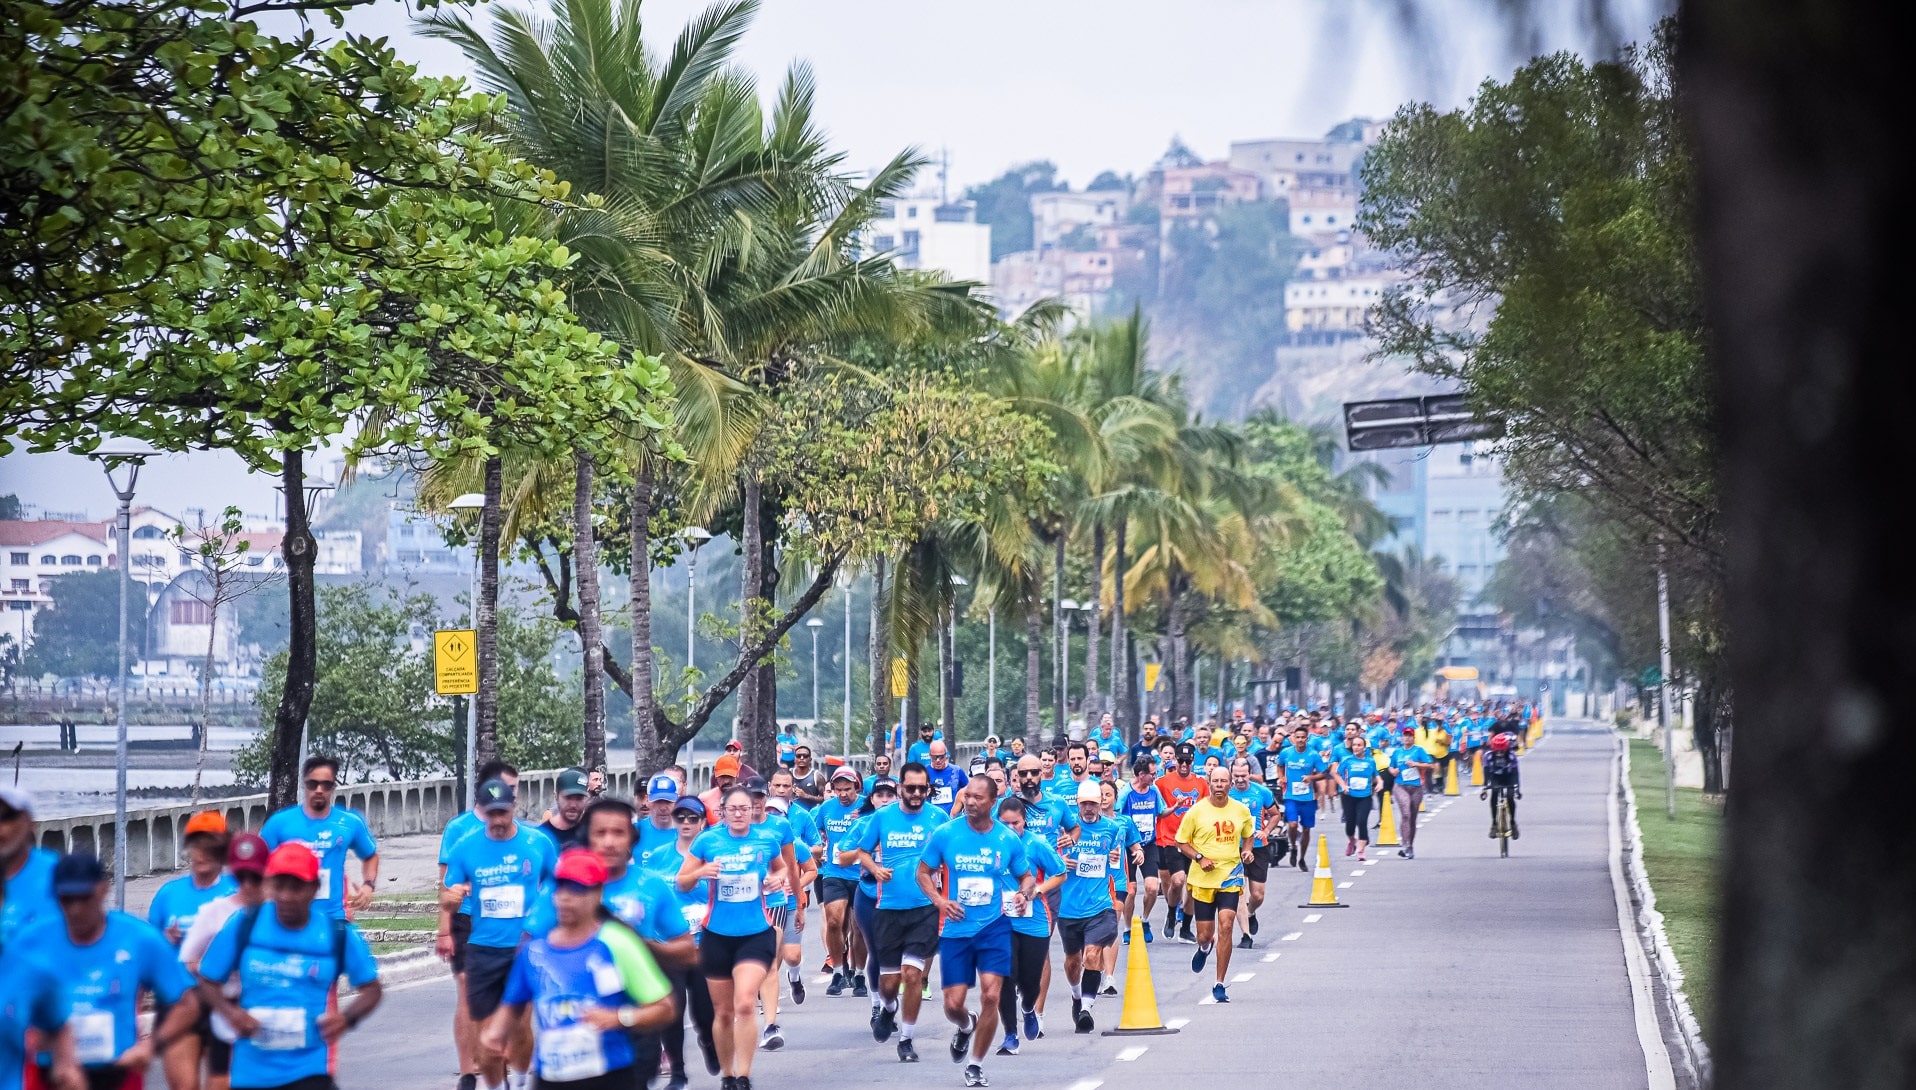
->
xmin=1103 ymin=916 xmax=1180 ymax=1035
xmin=1298 ymin=834 xmax=1348 ymax=908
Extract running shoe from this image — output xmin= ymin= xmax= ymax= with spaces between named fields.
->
xmin=1124 ymin=927 xmax=1132 ymax=945
xmin=1211 ymin=983 xmax=1229 ymax=1003
xmin=1191 ymin=946 xmax=1209 ymax=973
xmin=996 ymin=1034 xmax=1020 ymax=1056
xmin=736 ymin=1079 xmax=752 ymax=1090
xmin=1074 ymin=1007 xmax=1095 ymax=1033
xmin=1237 ymin=934 xmax=1253 ymax=949
xmin=760 ymin=1024 xmax=784 ymax=1051
xmin=1247 ymin=913 xmax=1259 ymax=936
xmin=827 ymin=971 xmax=846 ymax=997
xmin=1102 ymin=983 xmax=1117 ymax=997
xmin=721 ymin=1079 xmax=738 ymax=1090
xmin=950 ymin=1018 xmax=974 ymax=1064
xmin=456 ymin=1076 xmax=477 ymax=1090
xmin=1142 ymin=921 xmax=1155 ymax=944
xmin=965 ymin=1063 xmax=990 ymax=1087
xmin=1179 ymin=919 xmax=1195 ymax=944
xmin=898 ymin=1038 xmax=919 ymax=1063
xmin=1022 ymin=1009 xmax=1041 ymax=1041
xmin=852 ymin=973 xmax=869 ymax=997
xmin=790 ymin=975 xmax=806 ymax=1005
xmin=1405 ymin=847 xmax=1416 ymax=860
xmin=874 ymin=1005 xmax=897 ymax=1042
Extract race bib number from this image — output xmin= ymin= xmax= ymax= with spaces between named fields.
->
xmin=315 ymin=868 xmax=332 ymax=902
xmin=592 ymin=962 xmax=624 ymax=997
xmin=70 ymin=1010 xmax=115 ymax=1065
xmin=1002 ymin=891 xmax=1032 ymax=917
xmin=1131 ymin=813 xmax=1153 ymax=838
xmin=479 ymin=884 xmax=526 ymax=919
xmin=1074 ymin=854 xmax=1107 ymax=879
xmin=718 ymin=872 xmax=761 ymax=903
xmin=682 ymin=904 xmax=706 ymax=927
xmin=538 ymin=1024 xmax=609 ymax=1082
xmin=1289 ymin=782 xmax=1312 ymax=799
xmin=955 ymin=876 xmax=994 ymax=907
xmin=248 ymin=1007 xmax=309 ymax=1052
xmin=932 ymin=785 xmax=954 ymax=805
xmin=1349 ymin=776 xmax=1370 ymax=792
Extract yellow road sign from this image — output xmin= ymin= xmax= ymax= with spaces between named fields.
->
xmin=1143 ymin=663 xmax=1161 ymax=692
xmin=891 ymin=657 xmax=909 ymax=698
xmin=435 ymin=628 xmax=478 ymax=695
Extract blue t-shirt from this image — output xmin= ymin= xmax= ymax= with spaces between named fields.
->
xmin=918 ymin=819 xmax=1029 ymax=938
xmin=1279 ymin=744 xmax=1328 ymax=801
xmin=848 ymin=813 xmax=881 ymax=898
xmin=148 ymin=872 xmax=238 ymax=945
xmin=812 ymin=797 xmax=865 ymax=881
xmin=1118 ymin=785 xmax=1162 ymax=847
xmin=1392 ymin=746 xmax=1433 ymax=786
xmin=777 ymin=732 xmax=798 ymax=763
xmin=1010 ymin=832 xmax=1065 ymax=939
xmin=924 ymin=764 xmax=969 ymax=810
xmin=1338 ymin=754 xmax=1380 ymax=798
xmin=687 ymin=827 xmax=783 ymax=936
xmin=526 ymin=868 xmax=689 ymax=945
xmin=1059 ymin=817 xmax=1127 ymax=919
xmin=0 ymin=848 xmax=58 ymax=945
xmin=852 ymin=803 xmax=944 ymax=910
xmin=1228 ymin=783 xmax=1278 ymax=847
xmin=754 ymin=815 xmax=798 ymax=910
xmin=0 ymin=955 xmax=67 ymax=1090
xmin=637 ymin=841 xmax=706 ymax=936
xmin=438 ymin=810 xmax=485 ymax=916
xmin=502 ymin=925 xmax=671 ymax=1080
xmin=20 ymin=913 xmax=189 ymax=1068
xmin=197 ymin=906 xmax=379 ymax=1088
xmin=634 ymin=818 xmax=681 ymax=873
xmin=443 ymin=825 xmax=556 ymax=948
xmin=258 ymin=805 xmax=378 ymax=918
xmin=905 ymin=741 xmax=934 ymax=765
xmin=999 ymin=793 xmax=1078 ymax=844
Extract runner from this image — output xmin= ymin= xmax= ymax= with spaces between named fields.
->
xmin=677 ymin=785 xmax=789 ymax=1090
xmin=148 ymin=810 xmax=237 ymax=1089
xmin=1057 ymin=783 xmax=1127 ymax=1032
xmin=1 ymin=928 xmax=80 ymax=1090
xmin=636 ymin=797 xmax=720 ymax=1090
xmin=1332 ymin=735 xmax=1380 ymax=861
xmin=1276 ymin=725 xmax=1328 ymax=873
xmin=258 ymin=756 xmax=378 ymax=919
xmin=851 ymin=763 xmax=945 ymax=1063
xmin=178 ymin=833 xmax=272 ymax=1090
xmin=756 ymin=786 xmax=814 ymax=1050
xmin=636 ymin=773 xmax=685 ymax=873
xmin=20 ymin=852 xmax=195 ymax=1089
xmin=838 ymin=778 xmax=899 ymax=1030
xmin=989 ymin=798 xmax=1064 ymax=1056
xmin=0 ymin=786 xmax=59 ymax=945
xmin=487 ymin=849 xmax=676 ymax=1090
xmin=696 ymin=756 xmax=743 ymax=824
xmin=1153 ymin=743 xmax=1205 ymax=943
xmin=1118 ymin=760 xmax=1162 ymax=943
xmin=1390 ymin=726 xmax=1436 ymax=859
xmin=924 ymin=743 xmax=970 ymax=814
xmin=194 ymin=843 xmax=384 ymax=1090
xmin=1175 ymin=767 xmax=1254 ymax=1003
xmin=788 ymin=748 xmax=826 ymax=807
xmin=436 ymin=759 xmax=519 ymax=1090
xmin=442 ymin=778 xmax=555 ymax=1090
xmin=1226 ymin=757 xmax=1276 ymax=945
xmin=535 ymin=768 xmax=591 ymax=853
xmin=917 ymin=778 xmax=1035 ymax=1087
xmin=813 ymin=768 xmax=869 ymax=998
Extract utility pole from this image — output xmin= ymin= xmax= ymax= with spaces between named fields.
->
xmin=1657 ymin=544 xmax=1677 ymax=820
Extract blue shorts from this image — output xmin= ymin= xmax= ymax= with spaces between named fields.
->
xmin=1284 ymin=799 xmax=1318 ymax=827
xmin=938 ymin=916 xmax=1013 ymax=989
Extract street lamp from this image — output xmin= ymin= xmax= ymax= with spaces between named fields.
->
xmin=90 ymin=437 xmax=156 ymax=909
xmin=679 ymin=526 xmax=711 ymax=766
xmin=806 ymin=617 xmax=824 ymax=726
xmin=446 ymin=493 xmax=486 ymax=807
xmin=946 ymin=575 xmax=966 ymax=739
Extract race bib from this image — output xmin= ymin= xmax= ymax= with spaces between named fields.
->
xmin=315 ymin=868 xmax=332 ymax=902
xmin=592 ymin=962 xmax=624 ymax=997
xmin=681 ymin=904 xmax=705 ymax=927
xmin=248 ymin=1007 xmax=308 ymax=1052
xmin=932 ymin=785 xmax=954 ymax=805
xmin=479 ymin=884 xmax=526 ymax=919
xmin=1131 ymin=813 xmax=1154 ymax=838
xmin=718 ymin=872 xmax=761 ymax=903
xmin=955 ymin=876 xmax=994 ymax=907
xmin=538 ymin=1024 xmax=609 ymax=1082
xmin=1289 ymin=782 xmax=1312 ymax=799
xmin=1002 ymin=891 xmax=1032 ymax=918
xmin=1074 ymin=854 xmax=1107 ymax=879
xmin=1349 ymin=776 xmax=1370 ymax=791
xmin=70 ymin=1009 xmax=115 ymax=1065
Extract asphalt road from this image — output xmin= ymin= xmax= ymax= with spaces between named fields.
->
xmin=226 ymin=719 xmax=1664 ymax=1090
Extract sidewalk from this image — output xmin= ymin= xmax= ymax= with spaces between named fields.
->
xmin=118 ymin=831 xmax=445 ymax=919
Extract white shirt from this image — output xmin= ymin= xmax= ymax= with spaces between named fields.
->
xmin=180 ymin=891 xmax=250 ymax=1042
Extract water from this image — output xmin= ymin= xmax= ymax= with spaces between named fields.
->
xmin=1 ymin=723 xmax=257 ymax=819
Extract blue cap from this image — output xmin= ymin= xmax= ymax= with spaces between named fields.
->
xmin=646 ymin=774 xmax=680 ymax=802
xmin=478 ymin=778 xmax=516 ymax=812
xmin=53 ymin=852 xmax=106 ymax=896
xmin=672 ymin=796 xmax=706 ymax=818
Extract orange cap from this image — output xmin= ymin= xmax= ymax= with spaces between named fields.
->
xmin=714 ymin=754 xmax=741 ymax=778
xmin=183 ymin=810 xmax=229 ymax=838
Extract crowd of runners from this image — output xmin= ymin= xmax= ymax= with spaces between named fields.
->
xmin=0 ymin=702 xmax=1537 ymax=1090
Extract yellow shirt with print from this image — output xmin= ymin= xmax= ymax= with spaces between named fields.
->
xmin=1175 ymin=796 xmax=1253 ymax=891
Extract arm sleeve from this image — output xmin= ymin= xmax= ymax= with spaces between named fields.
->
xmin=342 ymin=924 xmax=379 ymax=988
xmin=601 ymin=926 xmax=673 ymax=1006
xmin=1007 ymin=836 xmax=1031 ymax=878
xmin=917 ymin=826 xmax=946 ymax=871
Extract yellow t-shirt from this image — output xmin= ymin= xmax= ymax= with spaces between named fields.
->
xmin=1175 ymin=796 xmax=1252 ymax=891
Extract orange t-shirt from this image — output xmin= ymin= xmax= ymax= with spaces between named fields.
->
xmin=1154 ymin=771 xmax=1206 ymax=846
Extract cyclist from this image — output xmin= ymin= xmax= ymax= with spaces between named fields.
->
xmin=852 ymin=764 xmax=944 ymax=1063
xmin=1481 ymin=732 xmax=1524 ymax=839
xmin=1175 ymin=767 xmax=1254 ymax=1003
xmin=990 ymin=798 xmax=1064 ymax=1056
xmin=678 ymin=786 xmax=789 ymax=1090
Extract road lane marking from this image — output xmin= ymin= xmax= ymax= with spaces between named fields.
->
xmin=1067 ymin=1080 xmax=1105 ymax=1090
xmin=1115 ymin=1047 xmax=1148 ymax=1062
xmin=1231 ymin=972 xmax=1255 ymax=982
xmin=1281 ymin=931 xmax=1303 ymax=941
xmin=1166 ymin=1018 xmax=1190 ymax=1030
xmin=1303 ymin=913 xmax=1322 ymax=923
xmin=1261 ymin=952 xmax=1280 ymax=962
xmin=1337 ymin=881 xmax=1353 ymax=889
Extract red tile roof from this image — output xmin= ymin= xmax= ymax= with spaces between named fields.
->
xmin=0 ymin=519 xmax=112 ymax=548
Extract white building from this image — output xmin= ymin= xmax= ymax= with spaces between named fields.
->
xmin=1 ymin=508 xmax=188 ymax=646
xmin=1283 ymin=272 xmax=1403 ymax=342
xmin=1031 ymin=190 xmax=1129 ymax=250
xmin=315 ymin=530 xmax=363 ymax=575
xmin=863 ymin=197 xmax=991 ymax=284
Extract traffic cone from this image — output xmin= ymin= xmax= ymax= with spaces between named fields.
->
xmin=1375 ymin=791 xmax=1400 ymax=847
xmin=1103 ymin=916 xmax=1180 ymax=1035
xmin=1445 ymin=760 xmax=1462 ymax=796
xmin=1470 ymin=750 xmax=1485 ymax=787
xmin=1299 ymin=834 xmax=1348 ymax=908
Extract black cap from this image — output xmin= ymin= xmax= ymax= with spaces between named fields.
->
xmin=870 ymin=777 xmax=899 ymax=793
xmin=478 ymin=778 xmax=517 ymax=812
xmin=741 ymin=776 xmax=770 ymax=796
xmin=1175 ymin=742 xmax=1197 ymax=760
xmin=53 ymin=852 xmax=106 ymax=896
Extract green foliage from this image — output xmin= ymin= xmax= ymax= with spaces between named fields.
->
xmin=0 ymin=495 xmax=22 ymax=520
xmin=21 ymin=570 xmax=147 ymax=680
xmin=966 ymin=161 xmax=1062 ymax=260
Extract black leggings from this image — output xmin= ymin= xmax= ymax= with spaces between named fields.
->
xmin=997 ymin=930 xmax=1048 ymax=1028
xmin=1343 ymin=794 xmax=1374 ymax=841
xmin=1488 ymin=784 xmax=1519 ymax=828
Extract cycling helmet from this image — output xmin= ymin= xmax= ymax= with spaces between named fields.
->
xmin=1490 ymin=733 xmax=1513 ymax=752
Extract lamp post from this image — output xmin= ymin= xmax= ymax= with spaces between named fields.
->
xmin=91 ymin=438 xmax=156 ymax=910
xmin=987 ymin=607 xmax=996 ymax=741
xmin=806 ymin=617 xmax=824 ymax=725
xmin=680 ymin=527 xmax=711 ymax=766
xmin=947 ymin=575 xmax=966 ymax=740
xmin=1059 ymin=599 xmax=1079 ymax=725
xmin=447 ymin=493 xmax=486 ymax=807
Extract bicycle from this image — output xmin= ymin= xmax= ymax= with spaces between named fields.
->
xmin=1484 ymin=785 xmax=1516 ymax=857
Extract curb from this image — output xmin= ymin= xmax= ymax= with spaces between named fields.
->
xmin=373 ymin=946 xmax=449 ymax=988
xmin=1618 ymin=738 xmax=1714 ymax=1088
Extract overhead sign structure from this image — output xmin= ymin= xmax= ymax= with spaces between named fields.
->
xmin=1343 ymin=393 xmax=1504 ymax=451
xmin=434 ymin=629 xmax=478 ymax=695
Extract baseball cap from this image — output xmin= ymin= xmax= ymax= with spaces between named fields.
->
xmin=830 ymin=766 xmax=860 ymax=784
xmin=646 ymin=774 xmax=680 ymax=802
xmin=0 ymin=785 xmax=34 ymax=815
xmin=53 ymin=852 xmax=106 ymax=896
xmin=1175 ymin=742 xmax=1197 ymax=760
xmin=478 ymin=778 xmax=517 ymax=812
xmin=765 ymin=795 xmax=789 ymax=813
xmin=1401 ymin=725 xmax=1417 ymax=735
xmin=554 ymin=848 xmax=608 ymax=887
xmin=183 ymin=810 xmax=228 ymax=838
xmin=724 ymin=739 xmax=745 ymax=752
xmin=1075 ymin=782 xmax=1102 ymax=803
xmin=227 ymin=832 xmax=269 ymax=874
xmin=714 ymin=754 xmax=741 ymax=778
xmin=740 ymin=776 xmax=770 ymax=796
xmin=264 ymin=843 xmax=320 ymax=883
xmin=869 ymin=777 xmax=899 ymax=794
xmin=557 ymin=768 xmax=589 ymax=797
xmin=672 ymin=797 xmax=707 ymax=820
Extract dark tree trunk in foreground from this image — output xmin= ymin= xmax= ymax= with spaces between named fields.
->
xmin=1085 ymin=522 xmax=1103 ymax=723
xmin=1025 ymin=601 xmax=1043 ymax=750
xmin=1111 ymin=520 xmax=1130 ymax=737
xmin=474 ymin=454 xmax=503 ymax=771
xmin=574 ymin=450 xmax=605 ymax=771
xmin=1052 ymin=534 xmax=1066 ymax=739
xmin=630 ymin=463 xmax=663 ymax=773
xmin=268 ymin=447 xmax=316 ymax=810
xmin=868 ymin=556 xmax=891 ymax=755
xmin=939 ymin=607 xmax=956 ymax=740
xmin=1685 ymin=2 xmax=1912 ymax=1086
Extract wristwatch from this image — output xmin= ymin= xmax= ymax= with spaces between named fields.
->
xmin=617 ymin=1006 xmax=640 ymax=1028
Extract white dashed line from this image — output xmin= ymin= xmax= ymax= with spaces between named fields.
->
xmin=1166 ymin=1017 xmax=1190 ymax=1030
xmin=1067 ymin=1080 xmax=1105 ymax=1090
xmin=1337 ymin=882 xmax=1353 ymax=889
xmin=1115 ymin=1047 xmax=1148 ymax=1062
xmin=1281 ymin=931 xmax=1303 ymax=941
xmin=812 ymin=975 xmax=831 ymax=985
xmin=1231 ymin=972 xmax=1255 ymax=982
xmin=1261 ymin=952 xmax=1281 ymax=963
xmin=1302 ymin=913 xmax=1323 ymax=924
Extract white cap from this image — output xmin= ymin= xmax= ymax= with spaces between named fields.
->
xmin=765 ymin=795 xmax=789 ymax=813
xmin=0 ymin=785 xmax=33 ymax=814
xmin=1075 ymin=782 xmax=1103 ymax=803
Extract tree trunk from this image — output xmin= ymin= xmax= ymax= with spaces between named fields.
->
xmin=474 ymin=453 xmax=503 ymax=771
xmin=194 ymin=588 xmax=217 ymax=804
xmin=868 ymin=555 xmax=891 ymax=755
xmin=1216 ymin=656 xmax=1231 ymax=723
xmin=629 ymin=462 xmax=663 ymax=773
xmin=749 ymin=524 xmax=779 ymax=770
xmin=1052 ymin=533 xmax=1066 ymax=740
xmin=939 ymin=604 xmax=956 ymax=740
xmin=1110 ymin=520 xmax=1129 ymax=738
xmin=737 ymin=472 xmax=766 ymax=766
xmin=1085 ymin=522 xmax=1102 ymax=724
xmin=1025 ymin=600 xmax=1043 ymax=751
xmin=1689 ymin=2 xmax=1911 ymax=1083
xmin=268 ymin=447 xmax=317 ymax=810
xmin=1164 ymin=568 xmax=1189 ymax=725
xmin=904 ymin=644 xmax=921 ymax=735
xmin=573 ymin=450 xmax=606 ymax=771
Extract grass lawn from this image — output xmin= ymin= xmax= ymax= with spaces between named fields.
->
xmin=355 ymin=915 xmax=437 ymax=931
xmin=1628 ymin=738 xmax=1723 ymax=1034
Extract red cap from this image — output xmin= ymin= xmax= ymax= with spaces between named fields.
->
xmin=227 ymin=832 xmax=269 ymax=874
xmin=554 ymin=848 xmax=608 ymax=887
xmin=264 ymin=843 xmax=320 ymax=883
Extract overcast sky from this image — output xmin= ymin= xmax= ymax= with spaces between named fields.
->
xmin=0 ymin=0 xmax=1667 ymax=519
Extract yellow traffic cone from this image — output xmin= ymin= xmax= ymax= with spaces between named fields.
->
xmin=1470 ymin=750 xmax=1485 ymax=787
xmin=1444 ymin=760 xmax=1462 ymax=796
xmin=1103 ymin=916 xmax=1179 ymax=1035
xmin=1375 ymin=791 xmax=1400 ymax=847
xmin=1299 ymin=833 xmax=1348 ymax=908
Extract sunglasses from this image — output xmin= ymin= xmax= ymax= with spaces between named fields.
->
xmin=303 ymin=779 xmax=337 ymax=790
xmin=674 ymin=813 xmax=703 ymax=822
xmin=900 ymin=784 xmax=929 ymax=793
